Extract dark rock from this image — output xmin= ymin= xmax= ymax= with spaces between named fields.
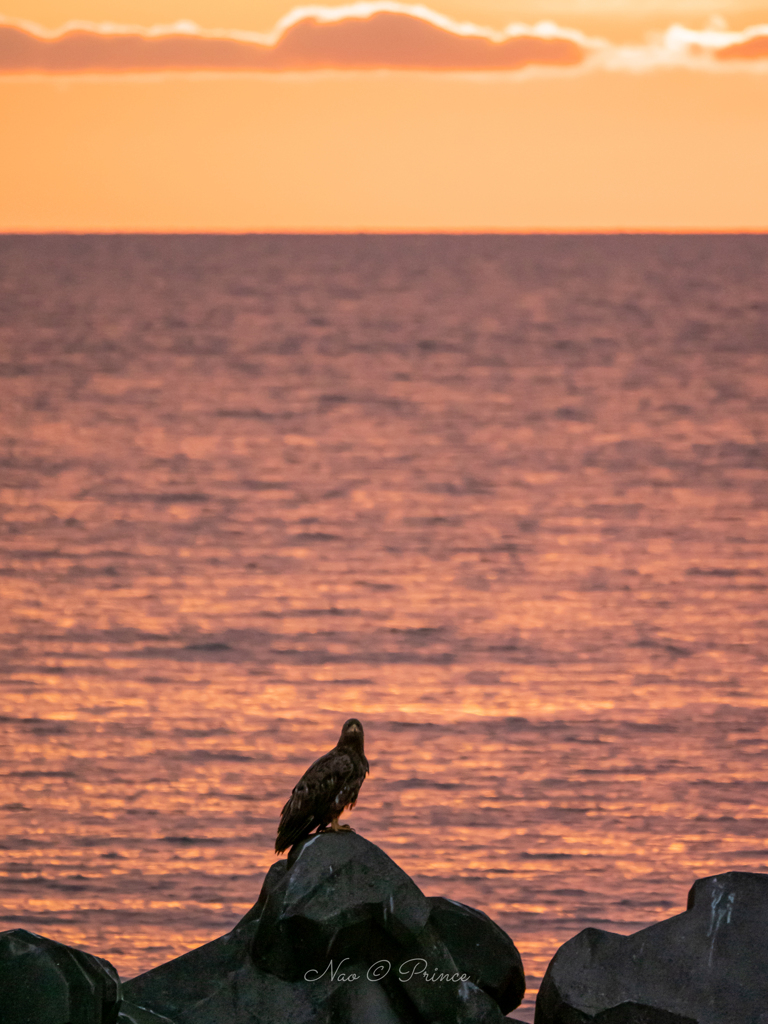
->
xmin=123 ymin=913 xmax=261 ymax=1021
xmin=254 ymin=831 xmax=507 ymax=1023
xmin=428 ymin=896 xmax=525 ymax=1014
xmin=592 ymin=1006 xmax=697 ymax=1024
xmin=125 ymin=831 xmax=522 ymax=1023
xmin=118 ymin=1002 xmax=176 ymax=1024
xmin=536 ymin=871 xmax=768 ymax=1024
xmin=237 ymin=858 xmax=287 ymax=930
xmin=0 ymin=928 xmax=121 ymax=1024
xmin=254 ymin=831 xmax=431 ymax=981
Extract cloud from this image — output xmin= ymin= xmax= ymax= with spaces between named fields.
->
xmin=713 ymin=26 xmax=768 ymax=60
xmin=0 ymin=5 xmax=766 ymax=76
xmin=594 ymin=23 xmax=768 ymax=71
xmin=0 ymin=5 xmax=588 ymax=74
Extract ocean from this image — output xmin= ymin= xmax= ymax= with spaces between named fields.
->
xmin=1 ymin=233 xmax=767 ymax=1020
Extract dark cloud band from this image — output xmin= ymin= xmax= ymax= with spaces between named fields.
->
xmin=0 ymin=11 xmax=587 ymax=74
xmin=1 ymin=8 xmax=766 ymax=75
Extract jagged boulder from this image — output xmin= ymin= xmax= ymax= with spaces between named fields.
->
xmin=428 ymin=896 xmax=525 ymax=1014
xmin=125 ymin=831 xmax=524 ymax=1023
xmin=123 ymin=911 xmax=263 ymax=1023
xmin=0 ymin=928 xmax=121 ymax=1024
xmin=118 ymin=1003 xmax=175 ymax=1024
xmin=536 ymin=871 xmax=768 ymax=1024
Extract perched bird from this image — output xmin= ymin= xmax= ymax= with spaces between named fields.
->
xmin=275 ymin=718 xmax=369 ymax=854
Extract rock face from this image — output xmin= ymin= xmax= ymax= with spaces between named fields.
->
xmin=0 ymin=928 xmax=121 ymax=1024
xmin=125 ymin=831 xmax=525 ymax=1024
xmin=118 ymin=1003 xmax=176 ymax=1024
xmin=536 ymin=871 xmax=768 ymax=1024
xmin=428 ymin=896 xmax=525 ymax=1015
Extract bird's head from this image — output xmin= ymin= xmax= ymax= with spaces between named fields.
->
xmin=339 ymin=718 xmax=364 ymax=746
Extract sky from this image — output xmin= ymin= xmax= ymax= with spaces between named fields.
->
xmin=1 ymin=0 xmax=767 ymax=230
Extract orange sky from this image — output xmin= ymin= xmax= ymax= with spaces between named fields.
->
xmin=2 ymin=1 xmax=768 ymax=230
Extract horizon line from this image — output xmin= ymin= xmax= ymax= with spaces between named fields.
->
xmin=3 ymin=228 xmax=767 ymax=236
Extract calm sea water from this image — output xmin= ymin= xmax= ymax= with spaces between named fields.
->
xmin=1 ymin=234 xmax=767 ymax=1020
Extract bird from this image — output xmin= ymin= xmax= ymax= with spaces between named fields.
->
xmin=275 ymin=718 xmax=369 ymax=854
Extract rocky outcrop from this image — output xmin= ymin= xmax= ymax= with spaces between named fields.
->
xmin=0 ymin=928 xmax=121 ymax=1024
xmin=118 ymin=1003 xmax=176 ymax=1024
xmin=124 ymin=831 xmax=525 ymax=1023
xmin=122 ymin=912 xmax=263 ymax=1024
xmin=11 ymin=858 xmax=768 ymax=1024
xmin=536 ymin=871 xmax=768 ymax=1024
xmin=428 ymin=896 xmax=525 ymax=1015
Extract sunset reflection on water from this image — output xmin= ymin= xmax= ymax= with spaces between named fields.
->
xmin=1 ymin=234 xmax=767 ymax=1019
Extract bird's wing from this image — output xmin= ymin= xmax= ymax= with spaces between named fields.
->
xmin=287 ymin=749 xmax=355 ymax=817
xmin=275 ymin=750 xmax=356 ymax=851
